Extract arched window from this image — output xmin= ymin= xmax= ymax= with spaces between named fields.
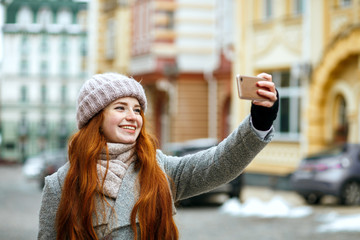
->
xmin=57 ymin=9 xmax=72 ymax=25
xmin=37 ymin=7 xmax=52 ymax=25
xmin=17 ymin=6 xmax=33 ymax=24
xmin=334 ymin=95 xmax=348 ymax=143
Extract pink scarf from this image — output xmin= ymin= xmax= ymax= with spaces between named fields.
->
xmin=97 ymin=142 xmax=136 ymax=199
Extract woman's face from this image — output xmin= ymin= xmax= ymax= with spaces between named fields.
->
xmin=101 ymin=97 xmax=143 ymax=144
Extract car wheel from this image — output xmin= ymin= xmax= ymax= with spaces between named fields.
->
xmin=229 ymin=189 xmax=240 ymax=199
xmin=340 ymin=181 xmax=360 ymax=206
xmin=304 ymin=193 xmax=321 ymax=205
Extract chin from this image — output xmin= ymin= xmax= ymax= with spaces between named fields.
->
xmin=120 ymin=139 xmax=136 ymax=144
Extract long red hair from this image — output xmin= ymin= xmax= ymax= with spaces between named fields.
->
xmin=55 ymin=110 xmax=178 ymax=240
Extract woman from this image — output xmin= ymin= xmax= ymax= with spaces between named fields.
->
xmin=38 ymin=72 xmax=278 ymax=240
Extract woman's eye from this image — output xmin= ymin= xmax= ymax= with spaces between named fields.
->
xmin=115 ymin=106 xmax=125 ymax=110
xmin=134 ymin=109 xmax=141 ymax=114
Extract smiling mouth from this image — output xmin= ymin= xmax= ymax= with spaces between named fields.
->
xmin=121 ymin=126 xmax=136 ymax=130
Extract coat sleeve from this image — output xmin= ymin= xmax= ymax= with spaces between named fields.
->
xmin=158 ymin=115 xmax=274 ymax=202
xmin=37 ymin=174 xmax=61 ymax=240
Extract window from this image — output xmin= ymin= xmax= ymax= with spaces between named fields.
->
xmin=293 ymin=0 xmax=304 ymax=15
xmin=271 ymin=70 xmax=302 ymax=139
xmin=60 ymin=35 xmax=68 ymax=55
xmin=80 ymin=35 xmax=87 ymax=57
xmin=19 ymin=112 xmax=28 ymax=136
xmin=132 ymin=1 xmax=151 ymax=55
xmin=340 ymin=0 xmax=352 ymax=7
xmin=20 ymin=60 xmax=28 ymax=76
xmin=37 ymin=7 xmax=52 ymax=25
xmin=38 ymin=117 xmax=48 ymax=137
xmin=157 ymin=11 xmax=174 ymax=30
xmin=21 ymin=35 xmax=29 ymax=56
xmin=17 ymin=6 xmax=33 ymax=24
xmin=41 ymin=85 xmax=47 ymax=103
xmin=61 ymin=85 xmax=67 ymax=103
xmin=80 ymin=36 xmax=87 ymax=76
xmin=263 ymin=0 xmax=273 ymax=20
xmin=40 ymin=61 xmax=48 ymax=77
xmin=20 ymin=85 xmax=27 ymax=103
xmin=58 ymin=119 xmax=68 ymax=148
xmin=60 ymin=60 xmax=68 ymax=77
xmin=57 ymin=8 xmax=72 ymax=25
xmin=338 ymin=96 xmax=346 ymax=126
xmin=334 ymin=95 xmax=348 ymax=143
xmin=20 ymin=35 xmax=29 ymax=76
xmin=106 ymin=18 xmax=115 ymax=60
xmin=40 ymin=34 xmax=48 ymax=53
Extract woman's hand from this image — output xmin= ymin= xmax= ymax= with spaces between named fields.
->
xmin=252 ymin=73 xmax=277 ymax=108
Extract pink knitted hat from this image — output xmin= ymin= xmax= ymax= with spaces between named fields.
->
xmin=76 ymin=73 xmax=147 ymax=129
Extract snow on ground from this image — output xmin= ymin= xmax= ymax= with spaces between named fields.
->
xmin=219 ymin=197 xmax=312 ymax=218
xmin=316 ymin=212 xmax=360 ymax=232
xmin=220 ymin=197 xmax=360 ymax=232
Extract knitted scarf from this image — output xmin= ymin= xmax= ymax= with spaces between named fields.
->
xmin=97 ymin=142 xmax=136 ymax=199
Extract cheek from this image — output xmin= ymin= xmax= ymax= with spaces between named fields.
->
xmin=137 ymin=116 xmax=143 ymax=129
xmin=102 ymin=113 xmax=119 ymax=130
xmin=107 ymin=116 xmax=119 ymax=125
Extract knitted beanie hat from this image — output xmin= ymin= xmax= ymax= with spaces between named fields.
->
xmin=76 ymin=73 xmax=147 ymax=129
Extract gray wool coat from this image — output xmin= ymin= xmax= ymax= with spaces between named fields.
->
xmin=38 ymin=116 xmax=274 ymax=239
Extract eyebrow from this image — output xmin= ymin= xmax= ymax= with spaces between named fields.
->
xmin=113 ymin=101 xmax=141 ymax=108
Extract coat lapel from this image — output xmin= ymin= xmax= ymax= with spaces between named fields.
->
xmin=108 ymin=162 xmax=140 ymax=230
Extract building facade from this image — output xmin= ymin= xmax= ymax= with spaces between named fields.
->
xmin=93 ymin=0 xmax=235 ymax=148
xmin=232 ymin=0 xmax=360 ymax=180
xmin=89 ymin=0 xmax=360 ymax=185
xmin=0 ymin=0 xmax=88 ymax=162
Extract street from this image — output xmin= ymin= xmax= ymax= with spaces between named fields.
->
xmin=175 ymin=202 xmax=360 ymax=240
xmin=1 ymin=164 xmax=360 ymax=240
xmin=0 ymin=165 xmax=41 ymax=239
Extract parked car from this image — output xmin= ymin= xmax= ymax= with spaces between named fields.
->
xmin=23 ymin=149 xmax=68 ymax=189
xmin=164 ymin=138 xmax=244 ymax=205
xmin=291 ymin=144 xmax=360 ymax=205
xmin=23 ymin=153 xmax=46 ymax=180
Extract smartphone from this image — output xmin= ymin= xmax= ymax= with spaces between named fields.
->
xmin=236 ymin=74 xmax=268 ymax=101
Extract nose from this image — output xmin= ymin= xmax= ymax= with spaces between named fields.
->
xmin=125 ymin=109 xmax=136 ymax=121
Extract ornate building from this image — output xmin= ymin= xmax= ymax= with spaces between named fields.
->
xmin=87 ymin=0 xmax=360 ymax=187
xmin=92 ymin=0 xmax=234 ymax=148
xmin=232 ymin=0 xmax=360 ymax=184
xmin=0 ymin=0 xmax=88 ymax=162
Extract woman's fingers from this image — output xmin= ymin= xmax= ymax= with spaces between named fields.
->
xmin=253 ymin=73 xmax=277 ymax=107
xmin=257 ymin=72 xmax=272 ymax=82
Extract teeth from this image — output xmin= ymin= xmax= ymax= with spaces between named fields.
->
xmin=122 ymin=126 xmax=135 ymax=130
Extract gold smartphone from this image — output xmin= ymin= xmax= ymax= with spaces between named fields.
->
xmin=236 ymin=74 xmax=268 ymax=101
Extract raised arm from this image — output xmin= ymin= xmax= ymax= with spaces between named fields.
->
xmin=158 ymin=116 xmax=273 ymax=202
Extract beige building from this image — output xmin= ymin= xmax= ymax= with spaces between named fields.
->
xmin=232 ymin=0 xmax=360 ymax=177
xmin=89 ymin=0 xmax=360 ymax=182
xmin=90 ymin=0 xmax=234 ymax=148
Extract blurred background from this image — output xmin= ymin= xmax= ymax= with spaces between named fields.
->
xmin=0 ymin=0 xmax=360 ymax=239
